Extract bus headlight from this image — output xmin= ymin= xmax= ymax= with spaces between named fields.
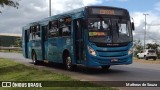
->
xmin=88 ymin=46 xmax=96 ymax=56
xmin=128 ymin=48 xmax=133 ymax=55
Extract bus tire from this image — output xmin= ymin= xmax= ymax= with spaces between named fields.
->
xmin=32 ymin=51 xmax=38 ymax=65
xmin=101 ymin=65 xmax=110 ymax=70
xmin=63 ymin=53 xmax=77 ymax=71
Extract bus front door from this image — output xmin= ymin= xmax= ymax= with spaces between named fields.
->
xmin=74 ymin=19 xmax=84 ymax=64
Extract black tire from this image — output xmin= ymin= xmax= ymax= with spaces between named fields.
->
xmin=153 ymin=57 xmax=157 ymax=61
xmin=144 ymin=56 xmax=148 ymax=60
xmin=32 ymin=52 xmax=39 ymax=65
xmin=101 ymin=65 xmax=110 ymax=70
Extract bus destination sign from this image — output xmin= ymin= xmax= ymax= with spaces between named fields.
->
xmin=90 ymin=8 xmax=125 ymax=16
xmin=99 ymin=10 xmax=115 ymax=15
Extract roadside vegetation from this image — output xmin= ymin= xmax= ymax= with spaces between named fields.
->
xmin=134 ymin=40 xmax=160 ymax=59
xmin=0 ymin=49 xmax=22 ymax=53
xmin=0 ymin=35 xmax=22 ymax=53
xmin=0 ymin=58 xmax=117 ymax=90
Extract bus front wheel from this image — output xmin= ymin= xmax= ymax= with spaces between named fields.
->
xmin=64 ymin=56 xmax=76 ymax=71
xmin=101 ymin=65 xmax=110 ymax=70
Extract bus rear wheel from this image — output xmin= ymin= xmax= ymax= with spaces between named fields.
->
xmin=101 ymin=65 xmax=110 ymax=70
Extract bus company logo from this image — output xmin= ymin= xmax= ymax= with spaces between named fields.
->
xmin=2 ymin=82 xmax=11 ymax=87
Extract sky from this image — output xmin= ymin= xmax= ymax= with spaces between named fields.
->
xmin=0 ymin=0 xmax=160 ymax=44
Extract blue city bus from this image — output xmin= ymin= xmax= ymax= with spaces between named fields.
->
xmin=22 ymin=6 xmax=135 ymax=70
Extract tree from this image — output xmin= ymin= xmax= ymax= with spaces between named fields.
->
xmin=14 ymin=37 xmax=22 ymax=47
xmin=146 ymin=43 xmax=159 ymax=50
xmin=0 ymin=0 xmax=20 ymax=13
xmin=133 ymin=40 xmax=143 ymax=56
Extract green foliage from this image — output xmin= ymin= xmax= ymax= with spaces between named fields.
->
xmin=0 ymin=35 xmax=21 ymax=47
xmin=14 ymin=37 xmax=22 ymax=47
xmin=134 ymin=40 xmax=160 ymax=58
xmin=0 ymin=58 xmax=117 ymax=90
xmin=146 ymin=43 xmax=159 ymax=50
xmin=0 ymin=0 xmax=20 ymax=13
xmin=133 ymin=40 xmax=143 ymax=56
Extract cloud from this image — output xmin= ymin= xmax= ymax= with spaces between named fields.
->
xmin=131 ymin=11 xmax=160 ymax=44
xmin=82 ymin=0 xmax=102 ymax=6
xmin=0 ymin=0 xmax=160 ymax=45
xmin=0 ymin=0 xmax=102 ymax=35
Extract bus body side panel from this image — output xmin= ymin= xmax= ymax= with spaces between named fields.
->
xmin=47 ymin=38 xmax=60 ymax=62
xmin=47 ymin=37 xmax=72 ymax=63
xmin=27 ymin=41 xmax=32 ymax=59
xmin=33 ymin=40 xmax=43 ymax=60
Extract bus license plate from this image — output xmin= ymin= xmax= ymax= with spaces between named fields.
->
xmin=111 ymin=59 xmax=118 ymax=62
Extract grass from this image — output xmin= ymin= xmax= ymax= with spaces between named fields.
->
xmin=0 ymin=58 xmax=118 ymax=90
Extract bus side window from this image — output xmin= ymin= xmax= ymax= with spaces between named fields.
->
xmin=32 ymin=25 xmax=39 ymax=40
xmin=59 ymin=17 xmax=71 ymax=36
xmin=32 ymin=26 xmax=36 ymax=40
xmin=48 ymin=20 xmax=58 ymax=37
xmin=35 ymin=25 xmax=40 ymax=40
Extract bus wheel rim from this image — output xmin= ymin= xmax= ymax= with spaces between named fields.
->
xmin=66 ymin=57 xmax=71 ymax=69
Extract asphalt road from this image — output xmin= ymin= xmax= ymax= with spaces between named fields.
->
xmin=0 ymin=52 xmax=160 ymax=90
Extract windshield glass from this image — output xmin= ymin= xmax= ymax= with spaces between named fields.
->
xmin=148 ymin=50 xmax=155 ymax=53
xmin=88 ymin=18 xmax=132 ymax=44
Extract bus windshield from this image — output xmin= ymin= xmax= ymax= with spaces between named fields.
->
xmin=88 ymin=17 xmax=132 ymax=44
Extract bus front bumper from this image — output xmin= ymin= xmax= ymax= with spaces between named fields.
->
xmin=86 ymin=54 xmax=133 ymax=67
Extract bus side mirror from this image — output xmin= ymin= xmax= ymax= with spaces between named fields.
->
xmin=131 ymin=22 xmax=135 ymax=30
